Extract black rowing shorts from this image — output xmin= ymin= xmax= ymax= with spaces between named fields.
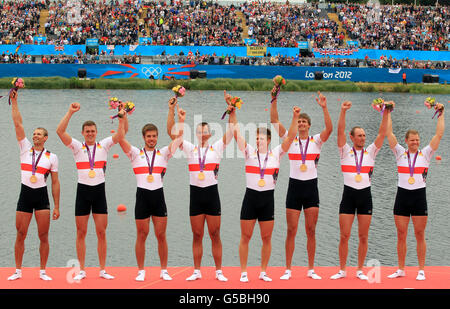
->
xmin=75 ymin=182 xmax=108 ymax=216
xmin=339 ymin=185 xmax=373 ymax=215
xmin=240 ymin=188 xmax=275 ymax=221
xmin=394 ymin=187 xmax=428 ymax=217
xmin=17 ymin=184 xmax=50 ymax=213
xmin=189 ymin=184 xmax=221 ymax=216
xmin=135 ymin=187 xmax=167 ymax=219
xmin=286 ymin=177 xmax=320 ymax=211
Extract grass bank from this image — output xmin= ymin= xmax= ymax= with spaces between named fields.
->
xmin=0 ymin=77 xmax=448 ymax=94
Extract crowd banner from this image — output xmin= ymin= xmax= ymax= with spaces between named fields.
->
xmin=246 ymin=46 xmax=267 ymax=57
xmin=33 ymin=36 xmax=47 ymax=44
xmin=0 ymin=45 xmax=449 ymax=61
xmin=86 ymin=39 xmax=99 ymax=46
xmin=0 ymin=64 xmax=447 ymax=84
xmin=297 ymin=41 xmax=309 ymax=49
xmin=138 ymin=37 xmax=153 ymax=45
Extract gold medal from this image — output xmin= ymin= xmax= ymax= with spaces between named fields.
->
xmin=88 ymin=170 xmax=96 ymax=178
xmin=198 ymin=171 xmax=205 ymax=180
xmin=300 ymin=164 xmax=307 ymax=172
xmin=258 ymin=179 xmax=266 ymax=187
xmin=408 ymin=177 xmax=415 ymax=185
xmin=147 ymin=174 xmax=154 ymax=183
xmin=30 ymin=175 xmax=37 ymax=183
xmin=355 ymin=174 xmax=362 ymax=182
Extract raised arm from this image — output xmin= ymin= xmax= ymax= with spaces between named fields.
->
xmin=337 ymin=101 xmax=352 ymax=148
xmin=429 ymin=103 xmax=445 ymax=151
xmin=373 ymin=104 xmax=392 ymax=149
xmin=168 ymin=106 xmax=186 ymax=155
xmin=56 ymin=103 xmax=79 ymax=146
xmin=386 ymin=107 xmax=398 ymax=149
xmin=10 ymin=90 xmax=25 ymax=141
xmin=270 ymin=86 xmax=287 ymax=138
xmin=281 ymin=106 xmax=301 ymax=153
xmin=229 ymin=106 xmax=246 ymax=152
xmin=166 ymin=97 xmax=178 ymax=140
xmin=222 ymin=90 xmax=235 ymax=145
xmin=112 ymin=109 xmax=127 ymax=144
xmin=315 ymin=91 xmax=333 ymax=142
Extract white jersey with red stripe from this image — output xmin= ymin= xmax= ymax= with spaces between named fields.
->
xmin=244 ymin=144 xmax=285 ymax=192
xmin=126 ymin=146 xmax=171 ymax=190
xmin=283 ymin=132 xmax=323 ymax=181
xmin=339 ymin=143 xmax=380 ymax=190
xmin=392 ymin=143 xmax=434 ymax=190
xmin=182 ymin=139 xmax=224 ymax=188
xmin=68 ymin=137 xmax=115 ymax=186
xmin=19 ymin=138 xmax=58 ymax=189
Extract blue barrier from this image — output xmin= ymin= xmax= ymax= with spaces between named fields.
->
xmin=1 ymin=45 xmax=449 ymax=61
xmin=0 ymin=64 xmax=448 ymax=84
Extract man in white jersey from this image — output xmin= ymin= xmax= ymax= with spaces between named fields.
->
xmin=166 ymin=94 xmax=234 ymax=282
xmin=7 ymin=90 xmax=60 ymax=281
xmin=386 ymin=102 xmax=444 ymax=281
xmin=229 ymin=98 xmax=299 ymax=283
xmin=119 ymin=104 xmax=186 ymax=282
xmin=331 ymin=100 xmax=390 ymax=280
xmin=271 ymin=90 xmax=332 ymax=280
xmin=56 ymin=102 xmax=126 ymax=281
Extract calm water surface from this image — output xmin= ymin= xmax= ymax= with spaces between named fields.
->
xmin=0 ymin=89 xmax=449 ymax=268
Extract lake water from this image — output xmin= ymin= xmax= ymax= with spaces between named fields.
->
xmin=1 ymin=89 xmax=449 ymax=269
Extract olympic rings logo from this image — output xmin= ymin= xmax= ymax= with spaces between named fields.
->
xmin=141 ymin=66 xmax=162 ymax=77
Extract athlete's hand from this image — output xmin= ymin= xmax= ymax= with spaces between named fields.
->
xmin=178 ymin=107 xmax=186 ymax=122
xmin=69 ymin=102 xmax=80 ymax=113
xmin=293 ymin=106 xmax=301 ymax=117
xmin=315 ymin=91 xmax=327 ymax=108
xmin=168 ymin=97 xmax=177 ymax=109
xmin=52 ymin=208 xmax=60 ymax=220
xmin=9 ymin=89 xmax=17 ymax=101
xmin=341 ymin=101 xmax=352 ymax=111
xmin=117 ymin=109 xmax=126 ymax=119
xmin=435 ymin=102 xmax=444 ymax=112
xmin=224 ymin=90 xmax=232 ymax=106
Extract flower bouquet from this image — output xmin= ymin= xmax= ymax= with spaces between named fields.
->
xmin=221 ymin=96 xmax=243 ymax=119
xmin=371 ymin=98 xmax=394 ymax=114
xmin=271 ymin=75 xmax=286 ymax=103
xmin=424 ymin=97 xmax=444 ymax=119
xmin=1 ymin=77 xmax=25 ymax=105
xmin=109 ymin=98 xmax=135 ymax=120
xmin=172 ymin=85 xmax=186 ymax=98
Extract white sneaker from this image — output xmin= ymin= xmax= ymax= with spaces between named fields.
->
xmin=330 ymin=270 xmax=347 ymax=280
xmin=259 ymin=272 xmax=272 ymax=282
xmin=135 ymin=270 xmax=145 ymax=282
xmin=99 ymin=270 xmax=115 ymax=280
xmin=240 ymin=272 xmax=249 ymax=283
xmin=416 ymin=270 xmax=426 ymax=281
xmin=280 ymin=270 xmax=291 ymax=280
xmin=387 ymin=269 xmax=406 ymax=279
xmin=307 ymin=269 xmax=322 ymax=280
xmin=39 ymin=270 xmax=52 ymax=281
xmin=186 ymin=270 xmax=201 ymax=281
xmin=356 ymin=270 xmax=368 ymax=280
xmin=215 ymin=270 xmax=228 ymax=282
xmin=7 ymin=269 xmax=22 ymax=281
xmin=160 ymin=270 xmax=172 ymax=281
xmin=73 ymin=270 xmax=86 ymax=281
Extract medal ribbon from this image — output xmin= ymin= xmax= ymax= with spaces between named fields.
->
xmin=143 ymin=148 xmax=157 ymax=175
xmin=31 ymin=148 xmax=45 ymax=175
xmin=198 ymin=145 xmax=209 ymax=172
xmin=407 ymin=151 xmax=419 ymax=178
xmin=352 ymin=147 xmax=364 ymax=175
xmin=299 ymin=137 xmax=310 ymax=165
xmin=257 ymin=150 xmax=269 ymax=179
xmin=84 ymin=143 xmax=97 ymax=171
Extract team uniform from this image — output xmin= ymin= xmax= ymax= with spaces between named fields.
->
xmin=17 ymin=138 xmax=58 ymax=213
xmin=283 ymin=132 xmax=323 ymax=211
xmin=240 ymin=144 xmax=285 ymax=221
xmin=125 ymin=146 xmax=172 ymax=219
xmin=68 ymin=137 xmax=115 ymax=216
xmin=392 ymin=144 xmax=434 ymax=217
xmin=182 ymin=140 xmax=225 ymax=216
xmin=338 ymin=143 xmax=380 ymax=215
